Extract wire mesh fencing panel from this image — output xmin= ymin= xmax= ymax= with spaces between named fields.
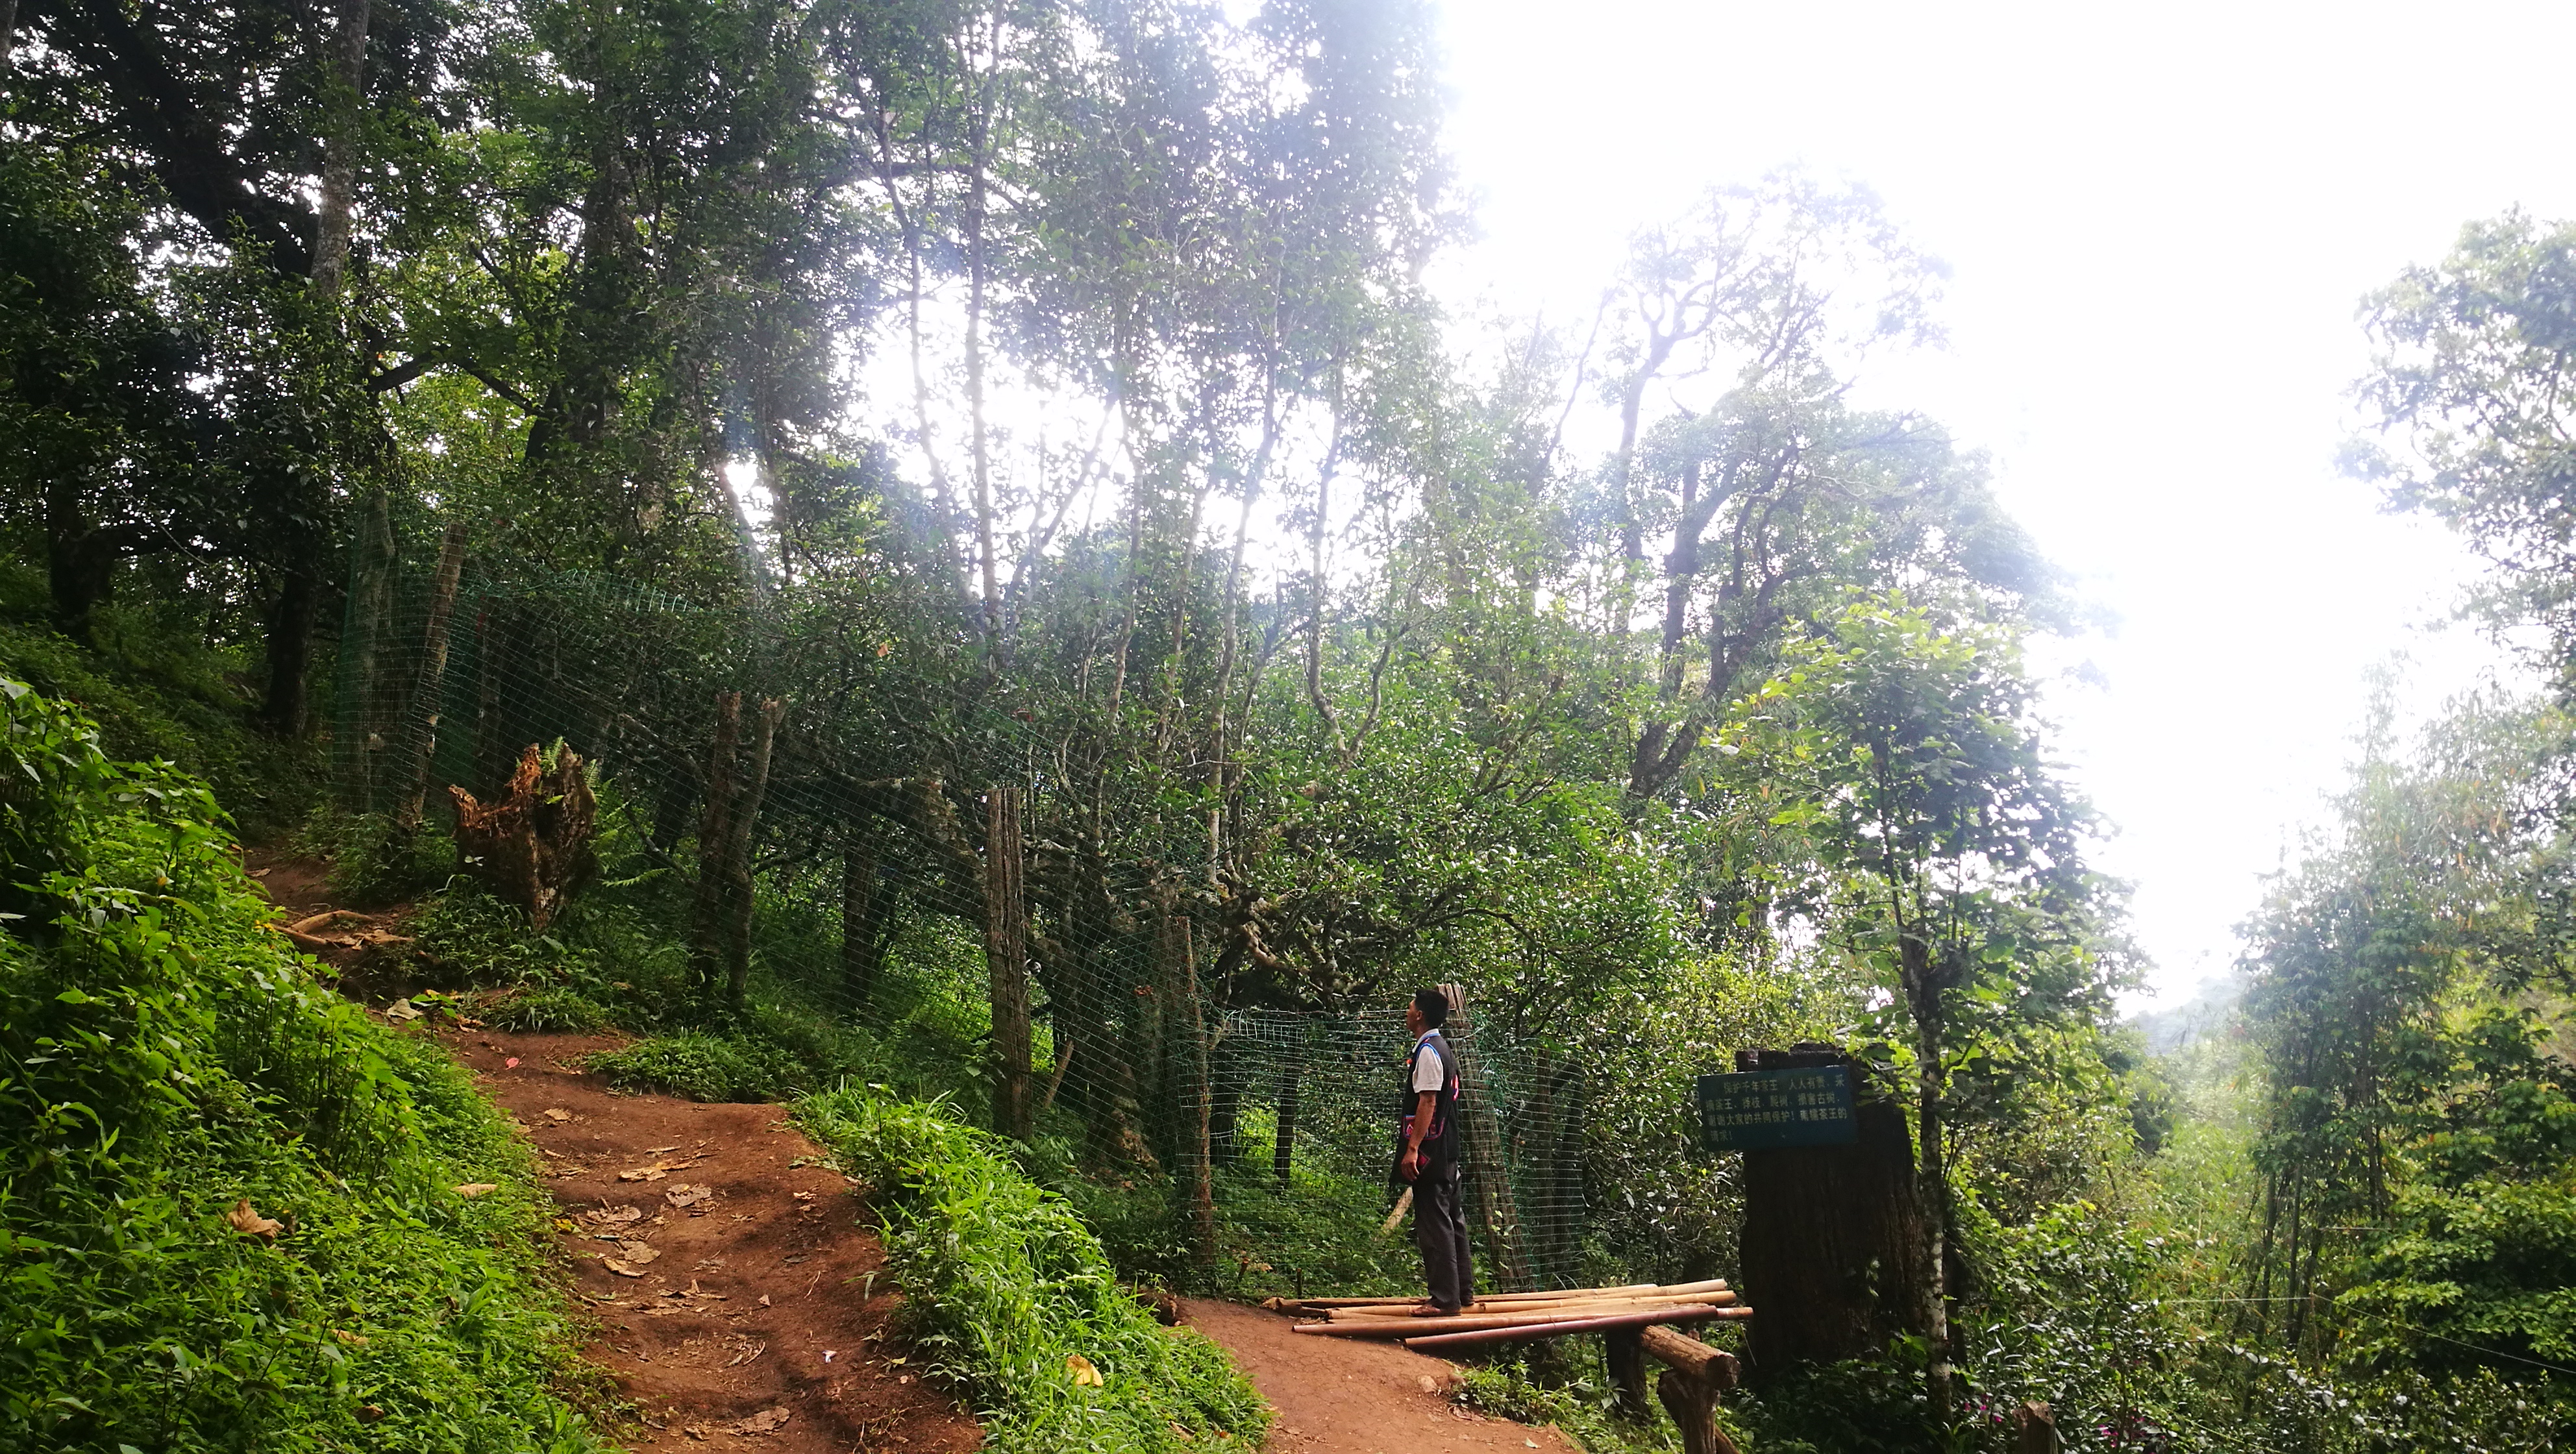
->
xmin=332 ymin=553 xmax=1596 ymax=1290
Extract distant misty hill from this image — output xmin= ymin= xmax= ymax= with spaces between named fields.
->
xmin=2129 ymin=975 xmax=2246 ymax=1055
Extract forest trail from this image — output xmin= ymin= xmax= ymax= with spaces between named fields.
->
xmin=246 ymin=858 xmax=980 ymax=1451
xmin=450 ymin=1029 xmax=984 ymax=1451
xmin=247 ymin=859 xmax=1581 ymax=1454
xmin=1181 ymin=1300 xmax=1580 ymax=1454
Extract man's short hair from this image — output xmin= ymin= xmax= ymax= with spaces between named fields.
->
xmin=1412 ymin=987 xmax=1450 ymax=1028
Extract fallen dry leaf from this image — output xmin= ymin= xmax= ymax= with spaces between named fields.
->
xmin=589 ymin=1204 xmax=644 ymax=1225
xmin=1067 ymin=1353 xmax=1104 ymax=1387
xmin=226 ymin=1199 xmax=282 ymax=1240
xmin=617 ymin=1164 xmax=671 ymax=1183
xmin=1418 ymin=1375 xmax=1439 ymax=1394
xmin=646 ymin=1144 xmax=681 ymax=1153
xmin=357 ymin=1403 xmax=384 ymax=1422
xmin=731 ymin=1407 xmax=791 ymax=1436
xmin=543 ymin=1107 xmax=573 ymax=1122
xmin=453 ymin=1183 xmax=499 ymax=1198
xmin=604 ymin=1259 xmax=646 ymax=1277
xmin=758 ymin=1294 xmax=771 ymax=1307
xmin=615 ymin=1240 xmax=662 ymax=1266
xmin=333 ymin=1329 xmax=368 ymax=1346
xmin=665 ymin=1183 xmax=713 ymax=1209
xmin=383 ymin=999 xmax=423 ymax=1023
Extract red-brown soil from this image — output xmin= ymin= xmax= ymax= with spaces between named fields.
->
xmin=444 ymin=1029 xmax=984 ymax=1453
xmin=1182 ymin=1300 xmax=1581 ymax=1454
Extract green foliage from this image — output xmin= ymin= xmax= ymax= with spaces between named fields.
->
xmin=0 ymin=617 xmax=321 ymax=841
xmin=589 ymin=1031 xmax=810 ymax=1103
xmin=0 ymin=678 xmax=602 ymax=1452
xmin=1061 ymin=1158 xmax=1422 ymax=1301
xmin=1452 ymin=1361 xmax=1673 ymax=1454
xmin=792 ymin=1084 xmax=1270 ymax=1454
xmin=296 ymin=806 xmax=457 ymax=907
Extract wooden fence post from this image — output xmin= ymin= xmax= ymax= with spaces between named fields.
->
xmin=984 ymin=785 xmax=1032 ymax=1141
xmin=2014 ymin=1401 xmax=2061 ymax=1454
xmin=1641 ymin=1325 xmax=1741 ymax=1454
xmin=1439 ymin=982 xmax=1532 ymax=1290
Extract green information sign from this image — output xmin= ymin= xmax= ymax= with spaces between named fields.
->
xmin=1696 ymin=1065 xmax=1858 ymax=1153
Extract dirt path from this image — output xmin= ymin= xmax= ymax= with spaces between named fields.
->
xmin=1183 ymin=1300 xmax=1581 ymax=1454
xmin=447 ymin=1029 xmax=982 ymax=1452
xmin=248 ymin=857 xmax=1583 ymax=1453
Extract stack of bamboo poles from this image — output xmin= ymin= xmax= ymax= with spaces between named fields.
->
xmin=1265 ymin=1279 xmax=1750 ymax=1351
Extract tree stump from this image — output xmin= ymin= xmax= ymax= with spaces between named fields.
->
xmin=2014 ymin=1401 xmax=2061 ymax=1454
xmin=449 ymin=743 xmax=597 ymax=930
xmin=1735 ymin=1044 xmax=1928 ymax=1380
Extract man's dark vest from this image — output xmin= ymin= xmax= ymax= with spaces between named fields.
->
xmin=1398 ymin=1029 xmax=1463 ymax=1172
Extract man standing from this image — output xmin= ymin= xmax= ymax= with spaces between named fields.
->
xmin=1397 ymin=987 xmax=1477 ymax=1315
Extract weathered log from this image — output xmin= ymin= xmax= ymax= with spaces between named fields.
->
xmin=449 ymin=743 xmax=597 ymax=931
xmin=1640 ymin=1325 xmax=1740 ymax=1391
xmin=1645 ymin=1328 xmax=1742 ymax=1454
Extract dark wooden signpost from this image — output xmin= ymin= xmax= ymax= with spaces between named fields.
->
xmin=1722 ymin=1045 xmax=1928 ymax=1381
xmin=1696 ymin=1065 xmax=1859 ymax=1153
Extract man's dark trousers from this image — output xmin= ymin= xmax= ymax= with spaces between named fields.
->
xmin=1415 ymin=1164 xmax=1477 ymax=1312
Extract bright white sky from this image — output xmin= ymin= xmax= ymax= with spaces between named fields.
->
xmin=1431 ymin=0 xmax=2571 ymax=1005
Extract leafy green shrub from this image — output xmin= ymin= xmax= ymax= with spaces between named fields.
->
xmin=295 ymin=805 xmax=457 ymax=906
xmin=0 ymin=615 xmax=320 ymax=840
xmin=589 ymin=1031 xmax=810 ymax=1102
xmin=0 ymin=677 xmax=604 ymax=1452
xmin=484 ymin=985 xmax=615 ymax=1033
xmin=793 ymin=1083 xmax=1270 ymax=1453
xmin=1060 ymin=1158 xmax=1420 ymax=1300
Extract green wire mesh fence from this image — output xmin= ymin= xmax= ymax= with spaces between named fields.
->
xmin=330 ymin=550 xmax=1598 ymax=1291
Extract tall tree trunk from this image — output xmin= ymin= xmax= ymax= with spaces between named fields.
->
xmin=721 ymin=698 xmax=781 ymax=1010
xmin=261 ymin=560 xmax=324 ymax=738
xmin=691 ymin=691 xmax=743 ymax=991
xmin=839 ymin=839 xmax=884 ymax=1011
xmin=1905 ymin=940 xmax=1955 ymax=1418
xmin=1272 ymin=1061 xmax=1300 ymax=1184
xmin=43 ymin=478 xmax=114 ymax=641
xmin=984 ymin=785 xmax=1032 ymax=1140
xmin=1163 ymin=910 xmax=1216 ymax=1271
xmin=1441 ymin=983 xmax=1533 ymax=1291
xmin=308 ymin=0 xmax=373 ymax=301
xmin=390 ymin=521 xmax=468 ymax=832
xmin=341 ymin=486 xmax=397 ymax=808
xmin=0 ymin=0 xmax=20 ymax=83
xmin=473 ymin=605 xmax=512 ymax=798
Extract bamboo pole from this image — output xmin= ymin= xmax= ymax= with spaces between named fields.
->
xmin=1274 ymin=1279 xmax=1694 ymax=1311
xmin=1324 ymin=1279 xmax=1731 ymax=1314
xmin=1328 ymin=1290 xmax=1736 ymax=1322
xmin=1400 ymin=1304 xmax=1745 ymax=1352
xmin=1296 ymin=1303 xmax=1753 ymax=1340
